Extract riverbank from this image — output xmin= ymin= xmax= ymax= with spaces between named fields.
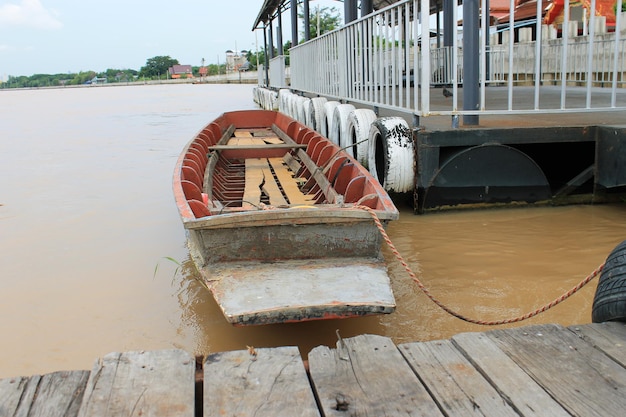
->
xmin=0 ymin=70 xmax=260 ymax=92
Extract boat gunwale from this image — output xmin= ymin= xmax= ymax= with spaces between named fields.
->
xmin=182 ymin=204 xmax=396 ymax=230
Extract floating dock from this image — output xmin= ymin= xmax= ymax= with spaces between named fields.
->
xmin=2 ymin=322 xmax=625 ymax=416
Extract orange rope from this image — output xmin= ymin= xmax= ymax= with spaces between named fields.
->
xmin=356 ymin=205 xmax=605 ymax=326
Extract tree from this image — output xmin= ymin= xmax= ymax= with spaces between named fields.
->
xmin=103 ymin=68 xmax=138 ymax=82
xmin=300 ymin=6 xmax=341 ymax=40
xmin=246 ymin=47 xmax=280 ymax=69
xmin=139 ymin=56 xmax=179 ymax=78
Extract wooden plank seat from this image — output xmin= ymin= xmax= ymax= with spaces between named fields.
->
xmin=209 ymin=143 xmax=308 ymax=151
xmin=242 ymin=157 xmax=315 ymax=209
xmin=268 ymin=158 xmax=317 ymax=205
xmin=243 ymin=158 xmax=288 ymax=209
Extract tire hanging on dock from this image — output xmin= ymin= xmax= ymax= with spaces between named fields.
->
xmin=367 ymin=117 xmax=415 ymax=194
xmin=293 ymin=96 xmax=308 ymax=124
xmin=309 ymin=97 xmax=328 ymax=133
xmin=297 ymin=96 xmax=311 ymax=127
xmin=278 ymin=89 xmax=292 ymax=114
xmin=322 ymin=101 xmax=340 ymax=140
xmin=330 ymin=104 xmax=355 ymax=147
xmin=345 ymin=108 xmax=377 ymax=167
xmin=592 ymin=239 xmax=626 ymax=323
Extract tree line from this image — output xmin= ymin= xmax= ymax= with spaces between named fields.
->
xmin=1 ymin=6 xmax=341 ymax=89
xmin=0 ymin=55 xmax=246 ymax=89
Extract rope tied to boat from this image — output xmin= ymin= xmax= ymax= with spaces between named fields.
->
xmin=355 ymin=204 xmax=605 ymax=326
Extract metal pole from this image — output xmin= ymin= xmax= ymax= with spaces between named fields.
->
xmin=361 ymin=0 xmax=373 ymax=17
xmin=463 ymin=0 xmax=480 ymax=125
xmin=344 ymin=0 xmax=357 ymax=24
xmin=263 ymin=25 xmax=270 ymax=86
xmin=277 ymin=10 xmax=283 ymax=55
xmin=443 ymin=0 xmax=455 ymax=47
xmin=291 ymin=0 xmax=298 ymax=47
xmin=304 ymin=0 xmax=310 ymax=41
xmin=268 ymin=21 xmax=274 ymax=59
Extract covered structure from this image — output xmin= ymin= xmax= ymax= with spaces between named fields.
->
xmin=250 ymin=0 xmax=626 ymax=212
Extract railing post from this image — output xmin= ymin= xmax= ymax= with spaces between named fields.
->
xmin=420 ymin=0 xmax=431 ymax=115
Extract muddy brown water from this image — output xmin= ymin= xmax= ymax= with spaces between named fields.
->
xmin=1 ymin=84 xmax=625 ymax=379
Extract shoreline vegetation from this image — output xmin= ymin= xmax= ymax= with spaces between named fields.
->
xmin=0 ymin=70 xmax=260 ymax=91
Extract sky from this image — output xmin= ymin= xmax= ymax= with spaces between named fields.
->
xmin=0 ymin=0 xmax=343 ymax=78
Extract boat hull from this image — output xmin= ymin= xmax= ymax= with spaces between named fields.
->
xmin=173 ymin=110 xmax=399 ymax=325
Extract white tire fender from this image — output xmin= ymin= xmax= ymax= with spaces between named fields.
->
xmin=368 ymin=117 xmax=415 ymax=193
xmin=345 ymin=108 xmax=377 ymax=167
xmin=322 ymin=101 xmax=340 ymax=139
xmin=309 ymin=97 xmax=327 ymax=132
xmin=330 ymin=103 xmax=355 ymax=146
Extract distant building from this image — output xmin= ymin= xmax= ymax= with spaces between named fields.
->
xmin=225 ymin=50 xmax=250 ymax=73
xmin=544 ymin=0 xmax=617 ymax=29
xmin=168 ymin=64 xmax=193 ymax=79
xmin=86 ymin=76 xmax=107 ymax=85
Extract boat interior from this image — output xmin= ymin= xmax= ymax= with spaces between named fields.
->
xmin=176 ymin=111 xmax=393 ymax=220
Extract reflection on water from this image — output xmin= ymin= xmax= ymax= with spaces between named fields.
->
xmin=1 ymin=84 xmax=625 ymax=378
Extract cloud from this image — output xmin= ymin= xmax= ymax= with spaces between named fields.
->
xmin=0 ymin=0 xmax=62 ymax=29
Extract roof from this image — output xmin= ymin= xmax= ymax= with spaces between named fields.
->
xmin=495 ymin=0 xmax=553 ymax=24
xmin=169 ymin=65 xmax=193 ymax=75
xmin=544 ymin=0 xmax=617 ymax=25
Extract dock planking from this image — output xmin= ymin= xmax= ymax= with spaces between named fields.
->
xmin=1 ymin=322 xmax=625 ymax=417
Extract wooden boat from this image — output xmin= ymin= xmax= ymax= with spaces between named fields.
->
xmin=173 ymin=110 xmax=399 ymax=326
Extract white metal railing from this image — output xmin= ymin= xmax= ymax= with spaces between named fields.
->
xmin=269 ymin=55 xmax=288 ymax=88
xmin=285 ymin=0 xmax=626 ymax=118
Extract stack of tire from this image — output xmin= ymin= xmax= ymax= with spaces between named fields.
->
xmin=252 ymin=87 xmax=278 ymax=111
xmin=273 ymin=89 xmax=415 ymax=195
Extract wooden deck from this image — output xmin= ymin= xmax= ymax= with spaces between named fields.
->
xmin=2 ymin=322 xmax=625 ymax=416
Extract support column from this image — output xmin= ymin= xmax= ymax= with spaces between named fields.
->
xmin=344 ymin=0 xmax=358 ymax=24
xmin=303 ymin=0 xmax=310 ymax=41
xmin=443 ymin=0 xmax=455 ymax=47
xmin=361 ymin=0 xmax=373 ymax=17
xmin=263 ymin=26 xmax=269 ymax=86
xmin=463 ymin=0 xmax=480 ymax=125
xmin=291 ymin=0 xmax=298 ymax=47
xmin=268 ymin=22 xmax=274 ymax=59
xmin=277 ymin=10 xmax=283 ymax=55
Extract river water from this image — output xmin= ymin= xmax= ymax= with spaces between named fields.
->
xmin=1 ymin=84 xmax=624 ymax=379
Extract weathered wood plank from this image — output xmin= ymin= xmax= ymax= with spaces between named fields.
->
xmin=1 ymin=371 xmax=89 ymax=417
xmin=242 ymin=158 xmax=265 ymax=209
xmin=77 ymin=349 xmax=194 ymax=417
xmin=569 ymin=322 xmax=626 ymax=367
xmin=487 ymin=323 xmax=626 ymax=417
xmin=451 ymin=332 xmax=571 ymax=417
xmin=260 ymin=161 xmax=288 ymax=206
xmin=204 ymin=346 xmax=319 ymax=417
xmin=233 ymin=129 xmax=253 ymax=137
xmin=400 ymin=338 xmax=520 ymax=417
xmin=268 ymin=157 xmax=316 ymax=205
xmin=263 ymin=136 xmax=283 ymax=144
xmin=308 ymin=334 xmax=443 ymax=417
xmin=210 ymin=143 xmax=307 ymax=150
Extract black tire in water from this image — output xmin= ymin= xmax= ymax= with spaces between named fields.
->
xmin=592 ymin=240 xmax=626 ymax=323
